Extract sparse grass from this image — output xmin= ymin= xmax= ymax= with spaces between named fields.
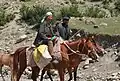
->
xmin=69 ymin=17 xmax=120 ymax=35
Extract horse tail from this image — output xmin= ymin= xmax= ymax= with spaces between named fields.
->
xmin=13 ymin=47 xmax=28 ymax=73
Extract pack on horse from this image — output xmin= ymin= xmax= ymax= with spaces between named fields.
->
xmin=31 ymin=37 xmax=99 ymax=81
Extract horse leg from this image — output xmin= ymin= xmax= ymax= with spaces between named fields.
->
xmin=17 ymin=64 xmax=27 ymax=81
xmin=67 ymin=67 xmax=72 ymax=81
xmin=31 ymin=66 xmax=40 ymax=81
xmin=58 ymin=68 xmax=64 ymax=81
xmin=74 ymin=66 xmax=78 ymax=81
xmin=83 ymin=58 xmax=92 ymax=69
xmin=0 ymin=66 xmax=5 ymax=81
xmin=11 ymin=68 xmax=17 ymax=81
xmin=47 ymin=70 xmax=53 ymax=81
xmin=40 ymin=69 xmax=46 ymax=81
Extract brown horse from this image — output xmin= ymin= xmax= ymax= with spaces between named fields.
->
xmin=66 ymin=38 xmax=99 ymax=81
xmin=11 ymin=45 xmax=69 ymax=81
xmin=31 ymin=42 xmax=70 ymax=81
xmin=0 ymin=53 xmax=18 ymax=81
xmin=0 ymin=54 xmax=13 ymax=81
xmin=12 ymin=37 xmax=103 ymax=81
xmin=12 ymin=46 xmax=29 ymax=81
xmin=31 ymin=37 xmax=98 ymax=81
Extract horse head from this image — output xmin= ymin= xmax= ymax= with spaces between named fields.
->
xmin=88 ymin=36 xmax=105 ymax=56
xmin=78 ymin=37 xmax=99 ymax=62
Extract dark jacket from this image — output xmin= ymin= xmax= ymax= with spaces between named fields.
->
xmin=33 ymin=21 xmax=54 ymax=46
xmin=57 ymin=23 xmax=71 ymax=40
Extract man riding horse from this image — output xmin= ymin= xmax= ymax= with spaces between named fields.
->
xmin=56 ymin=16 xmax=71 ymax=40
xmin=33 ymin=12 xmax=59 ymax=63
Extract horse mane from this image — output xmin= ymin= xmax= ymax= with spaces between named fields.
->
xmin=67 ymin=39 xmax=81 ymax=46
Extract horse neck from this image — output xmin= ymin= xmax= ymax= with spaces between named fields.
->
xmin=67 ymin=40 xmax=81 ymax=51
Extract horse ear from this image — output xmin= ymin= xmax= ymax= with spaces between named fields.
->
xmin=85 ymin=37 xmax=90 ymax=43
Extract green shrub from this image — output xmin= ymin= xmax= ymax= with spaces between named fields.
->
xmin=20 ymin=5 xmax=48 ymax=25
xmin=59 ymin=5 xmax=112 ymax=18
xmin=60 ymin=5 xmax=80 ymax=17
xmin=90 ymin=0 xmax=102 ymax=1
xmin=69 ymin=0 xmax=78 ymax=4
xmin=83 ymin=6 xmax=111 ymax=18
xmin=102 ymin=0 xmax=113 ymax=5
xmin=0 ymin=9 xmax=15 ymax=26
xmin=20 ymin=0 xmax=31 ymax=2
xmin=115 ymin=0 xmax=120 ymax=11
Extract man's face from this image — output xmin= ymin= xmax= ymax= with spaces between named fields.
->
xmin=46 ymin=15 xmax=53 ymax=23
xmin=63 ymin=19 xmax=69 ymax=25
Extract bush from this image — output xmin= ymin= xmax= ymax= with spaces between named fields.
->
xmin=60 ymin=5 xmax=80 ymax=17
xmin=115 ymin=0 xmax=120 ymax=11
xmin=102 ymin=0 xmax=113 ymax=5
xmin=59 ymin=5 xmax=112 ymax=18
xmin=83 ymin=6 xmax=111 ymax=18
xmin=0 ymin=9 xmax=15 ymax=26
xmin=90 ymin=0 xmax=102 ymax=1
xmin=20 ymin=0 xmax=31 ymax=2
xmin=20 ymin=5 xmax=48 ymax=25
xmin=69 ymin=0 xmax=78 ymax=4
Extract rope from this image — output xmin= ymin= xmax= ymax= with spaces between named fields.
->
xmin=63 ymin=42 xmax=78 ymax=54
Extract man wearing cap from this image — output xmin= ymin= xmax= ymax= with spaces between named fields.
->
xmin=57 ymin=16 xmax=71 ymax=40
xmin=33 ymin=12 xmax=55 ymax=56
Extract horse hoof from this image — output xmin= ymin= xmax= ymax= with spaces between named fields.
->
xmin=83 ymin=65 xmax=89 ymax=69
xmin=95 ymin=59 xmax=99 ymax=62
xmin=89 ymin=60 xmax=94 ymax=63
xmin=50 ymin=70 xmax=58 ymax=76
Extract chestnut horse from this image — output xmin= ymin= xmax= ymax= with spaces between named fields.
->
xmin=0 ymin=53 xmax=14 ymax=81
xmin=11 ymin=37 xmax=103 ymax=81
xmin=11 ymin=45 xmax=69 ymax=81
xmin=31 ymin=37 xmax=98 ymax=81
xmin=0 ymin=50 xmax=25 ymax=81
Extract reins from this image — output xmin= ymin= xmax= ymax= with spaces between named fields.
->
xmin=63 ymin=42 xmax=79 ymax=54
xmin=63 ymin=40 xmax=86 ymax=56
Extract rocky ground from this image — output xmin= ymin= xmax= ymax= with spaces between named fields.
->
xmin=0 ymin=48 xmax=120 ymax=81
